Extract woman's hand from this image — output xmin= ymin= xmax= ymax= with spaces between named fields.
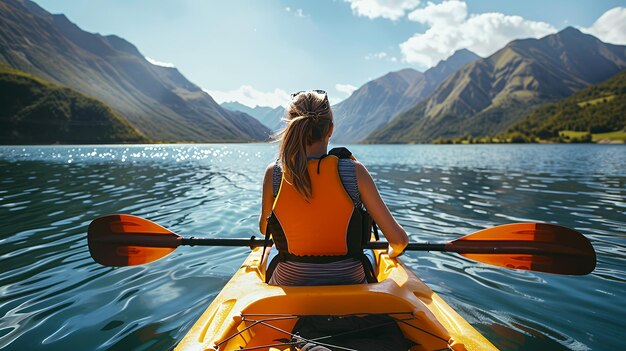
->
xmin=387 ymin=244 xmax=406 ymax=258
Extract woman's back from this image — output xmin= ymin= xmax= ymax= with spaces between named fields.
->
xmin=258 ymin=90 xmax=408 ymax=286
xmin=267 ymin=155 xmax=371 ymax=286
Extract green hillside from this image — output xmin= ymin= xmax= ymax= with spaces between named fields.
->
xmin=0 ymin=63 xmax=148 ymax=144
xmin=504 ymin=70 xmax=626 ymax=143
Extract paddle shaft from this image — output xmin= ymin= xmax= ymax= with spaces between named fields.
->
xmin=94 ymin=234 xmax=585 ymax=256
xmin=182 ymin=237 xmax=269 ymax=247
xmin=180 ymin=237 xmax=443 ymax=252
xmin=181 ymin=237 xmax=446 ymax=249
xmin=180 ymin=237 xmax=583 ymax=256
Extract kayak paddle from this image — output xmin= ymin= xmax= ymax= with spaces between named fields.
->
xmin=87 ymin=214 xmax=596 ymax=275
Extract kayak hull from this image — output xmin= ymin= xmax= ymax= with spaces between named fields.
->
xmin=175 ymin=248 xmax=499 ymax=351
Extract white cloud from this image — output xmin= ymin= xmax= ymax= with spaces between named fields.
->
xmin=580 ymin=7 xmax=626 ymax=45
xmin=401 ymin=0 xmax=555 ymax=68
xmin=145 ymin=56 xmax=176 ymax=68
xmin=365 ymin=51 xmax=388 ymax=60
xmin=365 ymin=51 xmax=399 ymax=62
xmin=407 ymin=0 xmax=467 ymax=26
xmin=336 ymin=83 xmax=358 ymax=97
xmin=344 ymin=0 xmax=421 ymax=20
xmin=203 ymin=85 xmax=291 ymax=108
xmin=286 ymin=6 xmax=308 ymax=18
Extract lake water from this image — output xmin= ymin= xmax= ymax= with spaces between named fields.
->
xmin=0 ymin=144 xmax=624 ymax=351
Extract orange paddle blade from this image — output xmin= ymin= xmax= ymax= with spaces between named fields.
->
xmin=448 ymin=223 xmax=596 ymax=275
xmin=88 ymin=214 xmax=181 ymax=266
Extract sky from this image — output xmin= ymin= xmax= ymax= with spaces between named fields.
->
xmin=31 ymin=0 xmax=626 ymax=108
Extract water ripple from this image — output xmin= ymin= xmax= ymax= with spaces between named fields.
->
xmin=0 ymin=144 xmax=624 ymax=350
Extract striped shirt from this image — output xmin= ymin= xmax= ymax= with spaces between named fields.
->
xmin=269 ymin=158 xmax=369 ymax=286
xmin=268 ymin=257 xmax=367 ymax=286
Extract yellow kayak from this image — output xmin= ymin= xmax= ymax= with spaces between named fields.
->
xmin=175 ymin=247 xmax=499 ymax=351
xmin=87 ymin=214 xmax=596 ymax=351
xmin=89 ymin=215 xmax=594 ymax=350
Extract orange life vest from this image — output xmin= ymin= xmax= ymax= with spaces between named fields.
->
xmin=266 ymin=148 xmax=372 ymax=261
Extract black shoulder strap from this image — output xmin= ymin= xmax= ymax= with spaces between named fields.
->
xmin=328 ymin=147 xmax=352 ymax=159
xmin=329 ymin=146 xmax=379 ymax=241
xmin=316 ymin=147 xmax=352 ymax=174
xmin=272 ymin=160 xmax=281 ymax=197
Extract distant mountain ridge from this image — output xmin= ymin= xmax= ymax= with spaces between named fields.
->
xmin=368 ymin=27 xmax=626 ymax=143
xmin=332 ymin=49 xmax=480 ymax=143
xmin=0 ymin=63 xmax=146 ymax=144
xmin=0 ymin=0 xmax=269 ymax=142
xmin=221 ymin=102 xmax=285 ymax=132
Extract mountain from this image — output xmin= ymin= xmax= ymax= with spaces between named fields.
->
xmin=0 ymin=0 xmax=270 ymax=143
xmin=331 ymin=49 xmax=480 ymax=143
xmin=0 ymin=63 xmax=146 ymax=144
xmin=221 ymin=101 xmax=285 ymax=132
xmin=504 ymin=69 xmax=626 ymax=142
xmin=368 ymin=27 xmax=626 ymax=143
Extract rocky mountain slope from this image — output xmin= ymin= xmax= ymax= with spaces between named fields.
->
xmin=0 ymin=0 xmax=269 ymax=142
xmin=368 ymin=28 xmax=626 ymax=143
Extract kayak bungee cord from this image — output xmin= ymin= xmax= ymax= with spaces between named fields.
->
xmin=214 ymin=315 xmax=299 ymax=348
xmin=214 ymin=312 xmax=451 ymax=351
xmin=239 ymin=316 xmax=354 ymax=351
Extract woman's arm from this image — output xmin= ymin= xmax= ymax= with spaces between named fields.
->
xmin=259 ymin=163 xmax=275 ymax=234
xmin=355 ymin=162 xmax=409 ymax=257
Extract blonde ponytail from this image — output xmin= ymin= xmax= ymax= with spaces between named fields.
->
xmin=277 ymin=91 xmax=333 ymax=199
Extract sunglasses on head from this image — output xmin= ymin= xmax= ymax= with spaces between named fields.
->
xmin=290 ymin=89 xmax=327 ymax=99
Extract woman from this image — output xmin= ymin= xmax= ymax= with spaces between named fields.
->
xmin=259 ymin=90 xmax=408 ymax=286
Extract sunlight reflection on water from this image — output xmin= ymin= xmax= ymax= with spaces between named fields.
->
xmin=0 ymin=144 xmax=624 ymax=350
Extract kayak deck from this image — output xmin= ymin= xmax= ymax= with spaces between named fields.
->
xmin=175 ymin=248 xmax=498 ymax=351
